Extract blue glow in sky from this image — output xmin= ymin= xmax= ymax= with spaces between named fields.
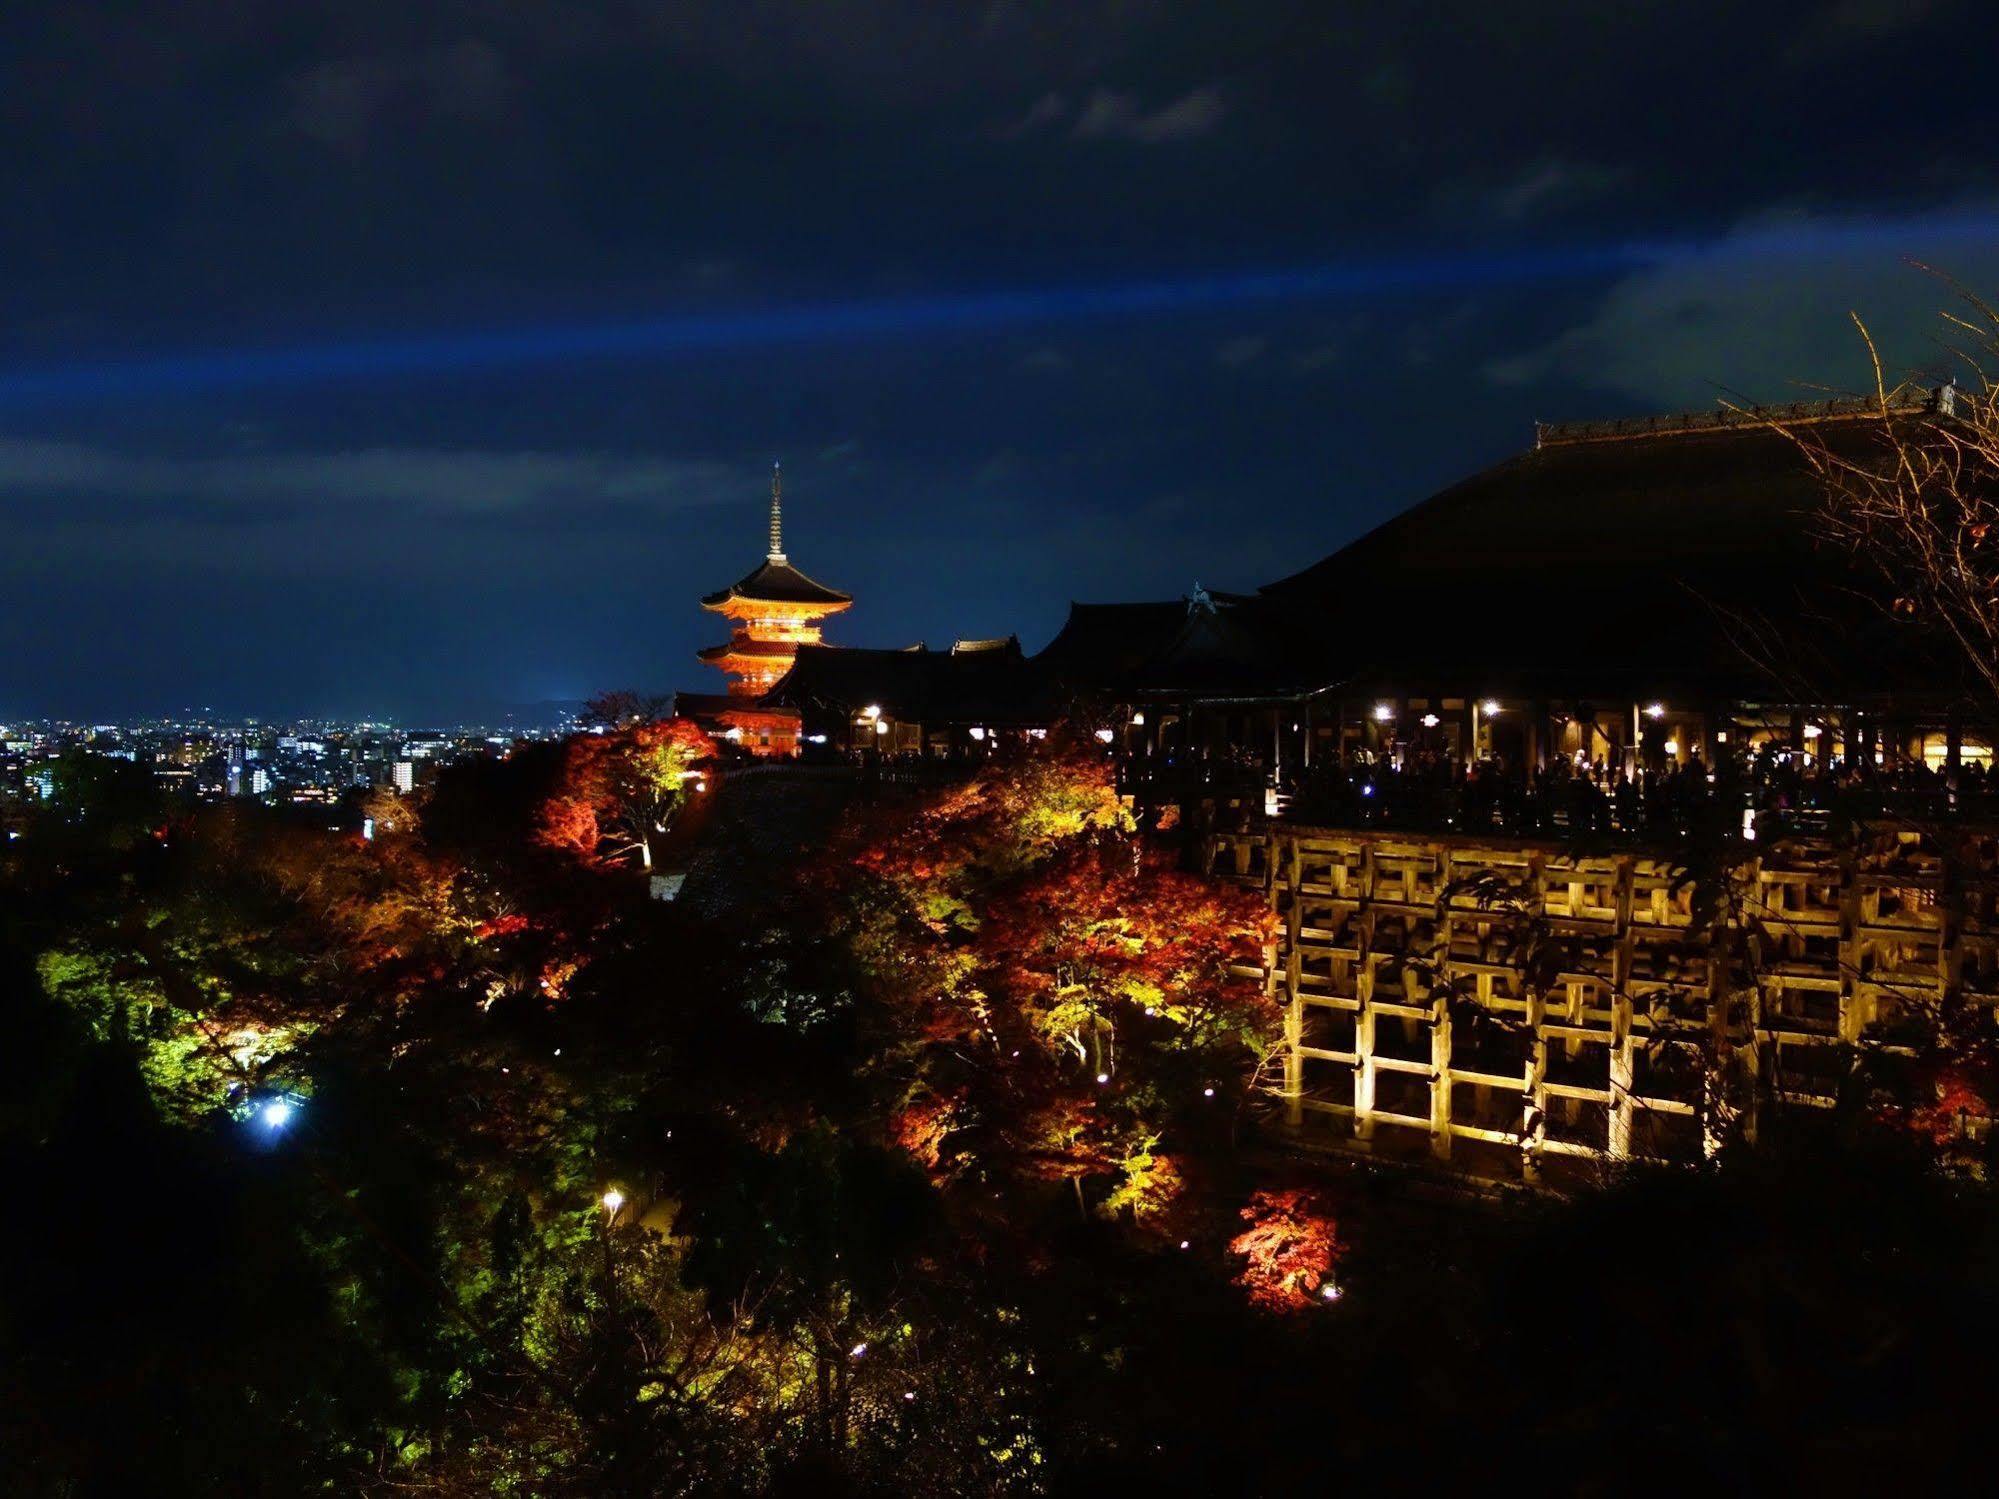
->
xmin=7 ymin=211 xmax=1996 ymax=409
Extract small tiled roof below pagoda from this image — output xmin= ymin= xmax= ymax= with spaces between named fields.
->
xmin=763 ymin=644 xmax=1057 ymax=726
xmin=696 ymin=636 xmax=800 ymax=663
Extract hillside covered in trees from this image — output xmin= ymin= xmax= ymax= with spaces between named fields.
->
xmin=5 ymin=731 xmax=1998 ymax=1495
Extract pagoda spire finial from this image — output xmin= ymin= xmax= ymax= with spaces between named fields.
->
xmin=767 ymin=461 xmax=786 ymax=562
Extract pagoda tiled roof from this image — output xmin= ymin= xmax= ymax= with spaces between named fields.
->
xmin=696 ymin=637 xmax=799 ymax=662
xmin=701 ymin=558 xmax=851 ymax=609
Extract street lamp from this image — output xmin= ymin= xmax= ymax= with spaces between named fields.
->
xmin=601 ymin=1188 xmax=625 ymax=1217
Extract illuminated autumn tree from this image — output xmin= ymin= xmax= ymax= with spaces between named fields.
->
xmin=838 ymin=745 xmax=1277 ymax=1222
xmin=1228 ymin=1188 xmax=1339 ymax=1313
xmin=539 ymin=717 xmax=716 ymax=870
xmin=978 ymin=834 xmax=1277 ymax=1083
xmin=359 ymin=779 xmax=424 ymax=838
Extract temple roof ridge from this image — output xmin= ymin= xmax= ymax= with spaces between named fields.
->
xmin=1533 ymin=382 xmax=1948 ymax=449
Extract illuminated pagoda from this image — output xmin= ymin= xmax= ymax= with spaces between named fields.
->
xmin=689 ymin=463 xmax=852 ymax=754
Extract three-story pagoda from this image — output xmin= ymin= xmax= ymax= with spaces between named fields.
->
xmin=694 ymin=464 xmax=851 ymax=752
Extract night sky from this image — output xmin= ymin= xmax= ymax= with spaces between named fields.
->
xmin=6 ymin=0 xmax=1999 ymax=721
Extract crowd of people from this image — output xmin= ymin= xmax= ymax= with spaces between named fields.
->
xmin=1275 ymin=745 xmax=1999 ymax=840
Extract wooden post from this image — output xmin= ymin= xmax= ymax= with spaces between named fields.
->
xmin=1608 ymin=855 xmax=1636 ymax=1159
xmin=1353 ymin=841 xmax=1377 ymax=1151
xmin=1431 ymin=904 xmax=1454 ymax=1162
xmin=1282 ymin=831 xmax=1303 ymax=1129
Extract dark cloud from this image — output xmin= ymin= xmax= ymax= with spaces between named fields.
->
xmin=1485 ymin=203 xmax=1999 ymax=410
xmin=1071 ymin=85 xmax=1228 ymax=143
xmin=289 ymin=41 xmax=513 ymax=151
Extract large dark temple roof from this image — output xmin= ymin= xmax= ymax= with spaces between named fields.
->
xmin=764 ymin=641 xmax=1057 ymax=725
xmin=1039 ymin=403 xmax=1970 ymax=705
xmin=701 ymin=558 xmax=852 ymax=609
xmin=1036 ymin=592 xmax=1327 ymax=700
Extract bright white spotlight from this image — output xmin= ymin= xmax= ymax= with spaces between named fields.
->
xmin=261 ymin=1100 xmax=294 ymax=1130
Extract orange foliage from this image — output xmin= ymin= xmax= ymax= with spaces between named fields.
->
xmin=852 ymin=745 xmax=1129 ymax=903
xmin=977 ymin=836 xmax=1277 ymax=1058
xmin=538 ymin=718 xmax=715 ymax=867
xmin=828 ymin=747 xmax=1279 ymax=1219
xmin=472 ymin=912 xmax=532 ymax=942
xmin=891 ymin=1092 xmax=961 ymax=1172
xmin=1229 ymin=1188 xmax=1339 ymax=1312
xmin=1909 ymin=1062 xmax=1998 ymax=1145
